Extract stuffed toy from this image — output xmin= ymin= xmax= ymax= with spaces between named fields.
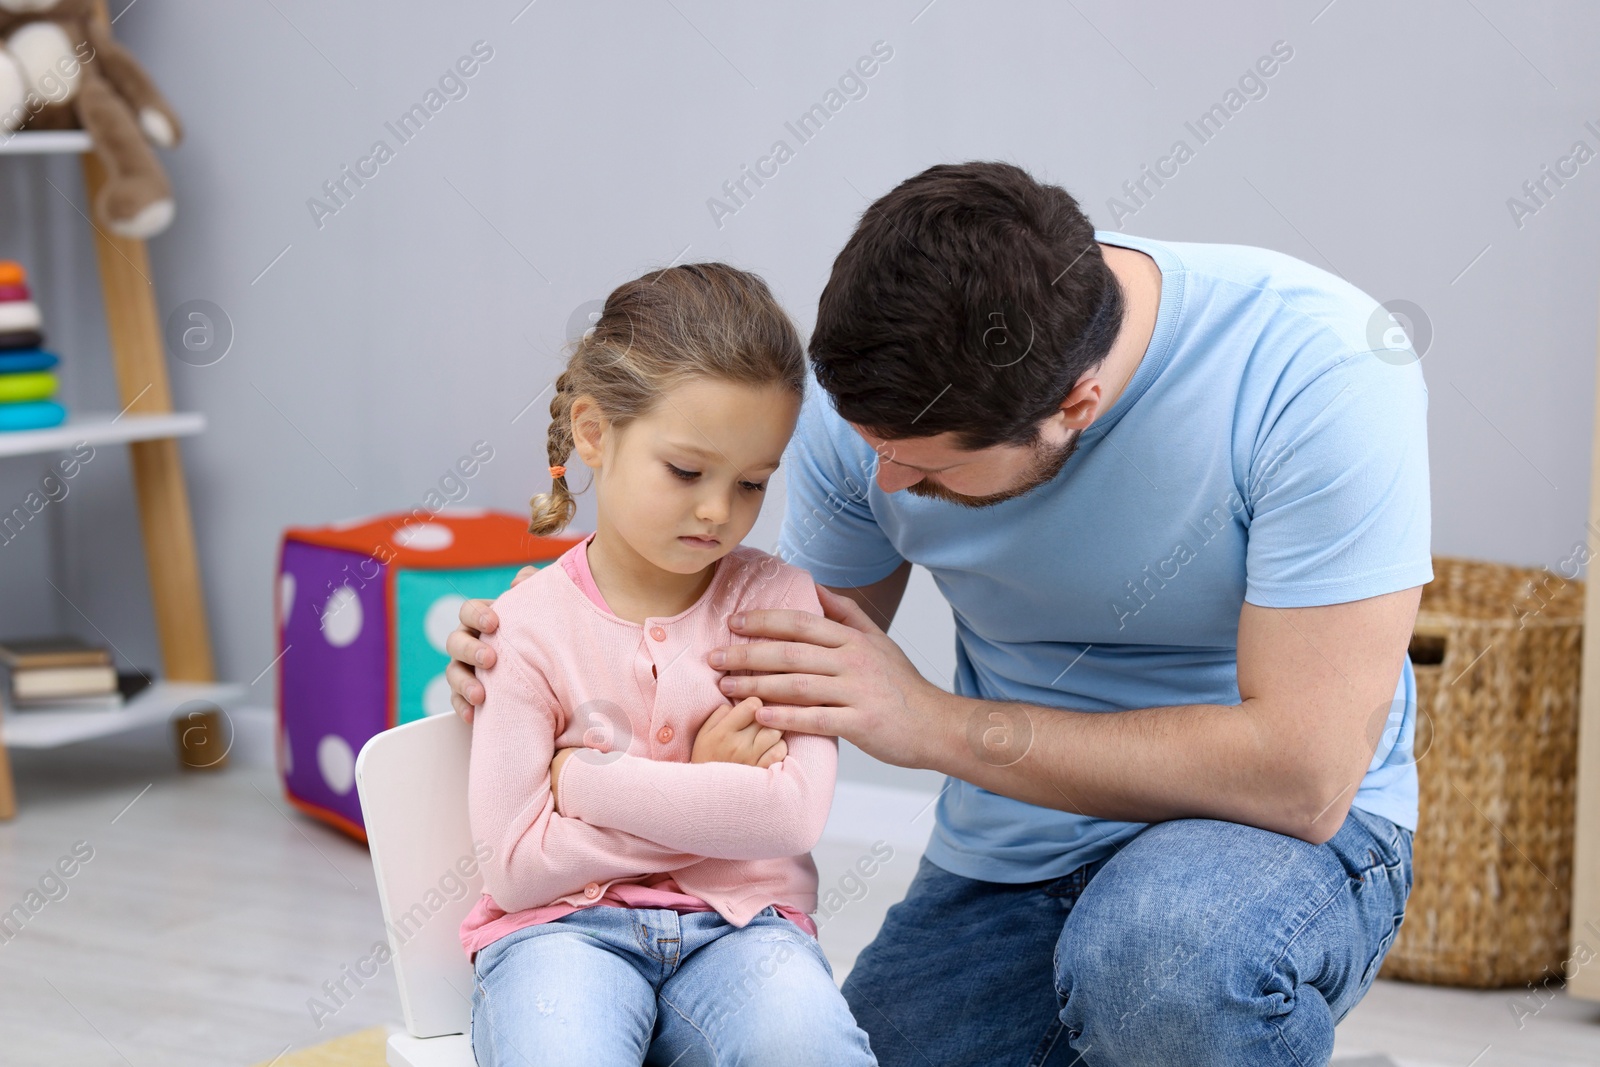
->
xmin=0 ymin=0 xmax=181 ymax=238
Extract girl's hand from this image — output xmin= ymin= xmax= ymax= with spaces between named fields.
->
xmin=549 ymin=747 xmax=580 ymax=813
xmin=691 ymin=696 xmax=789 ymax=768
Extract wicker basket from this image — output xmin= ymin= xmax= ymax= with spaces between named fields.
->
xmin=1379 ymin=555 xmax=1584 ymax=987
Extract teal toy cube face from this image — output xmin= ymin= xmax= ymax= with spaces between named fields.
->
xmin=394 ymin=563 xmax=554 ymax=724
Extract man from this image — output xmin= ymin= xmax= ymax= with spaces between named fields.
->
xmin=446 ymin=161 xmax=1430 ymax=1065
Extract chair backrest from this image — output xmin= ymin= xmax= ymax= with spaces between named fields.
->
xmin=355 ymin=712 xmax=478 ymax=1038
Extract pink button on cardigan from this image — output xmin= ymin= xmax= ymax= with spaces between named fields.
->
xmin=459 ymin=534 xmax=836 ymax=959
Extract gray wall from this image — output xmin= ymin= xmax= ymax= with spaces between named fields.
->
xmin=3 ymin=0 xmax=1596 ymax=791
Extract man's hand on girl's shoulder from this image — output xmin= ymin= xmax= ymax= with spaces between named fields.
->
xmin=445 ymin=566 xmax=539 ymax=724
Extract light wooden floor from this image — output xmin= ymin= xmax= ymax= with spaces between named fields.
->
xmin=0 ymin=711 xmax=1596 ymax=1066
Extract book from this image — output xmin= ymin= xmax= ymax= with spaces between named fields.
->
xmin=11 ymin=664 xmax=118 ymax=701
xmin=5 ymin=671 xmax=151 ymax=712
xmin=12 ymin=690 xmax=124 ymax=711
xmin=0 ymin=635 xmax=112 ymax=670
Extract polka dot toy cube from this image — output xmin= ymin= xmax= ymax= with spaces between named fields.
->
xmin=275 ymin=510 xmax=578 ymax=840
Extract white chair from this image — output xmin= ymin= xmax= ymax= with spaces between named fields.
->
xmin=356 ymin=712 xmax=480 ymax=1067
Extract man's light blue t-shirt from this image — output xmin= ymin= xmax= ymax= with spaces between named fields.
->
xmin=776 ymin=229 xmax=1433 ymax=883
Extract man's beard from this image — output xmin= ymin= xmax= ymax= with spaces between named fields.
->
xmin=903 ymin=429 xmax=1082 ymax=509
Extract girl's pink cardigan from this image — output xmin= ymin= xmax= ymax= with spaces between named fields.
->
xmin=459 ymin=535 xmax=836 ymax=959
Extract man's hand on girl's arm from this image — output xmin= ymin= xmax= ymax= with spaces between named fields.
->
xmin=707 ymin=583 xmax=949 ymax=769
xmin=707 ymin=582 xmax=1422 ymax=847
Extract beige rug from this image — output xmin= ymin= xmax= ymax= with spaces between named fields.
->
xmin=250 ymin=1026 xmax=388 ymax=1066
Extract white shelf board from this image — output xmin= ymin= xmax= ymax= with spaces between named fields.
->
xmin=0 ymin=411 xmax=205 ymax=458
xmin=0 ymin=130 xmax=92 ymax=154
xmin=2 ymin=681 xmax=247 ymax=749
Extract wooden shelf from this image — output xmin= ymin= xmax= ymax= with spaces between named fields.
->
xmin=0 ymin=0 xmax=219 ymax=821
xmin=0 ymin=411 xmax=205 ymax=458
xmin=2 ymin=682 xmax=245 ymax=750
xmin=0 ymin=130 xmax=92 ymax=155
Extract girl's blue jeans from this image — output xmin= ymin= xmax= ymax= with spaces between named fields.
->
xmin=470 ymin=903 xmax=877 ymax=1066
xmin=843 ymin=805 xmax=1414 ymax=1067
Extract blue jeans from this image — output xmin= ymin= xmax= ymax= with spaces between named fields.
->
xmin=843 ymin=806 xmax=1413 ymax=1067
xmin=471 ymin=904 xmax=877 ymax=1066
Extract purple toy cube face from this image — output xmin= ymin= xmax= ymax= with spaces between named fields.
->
xmin=278 ymin=541 xmax=390 ymax=832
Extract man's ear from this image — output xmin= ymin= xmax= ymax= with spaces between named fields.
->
xmin=570 ymin=396 xmax=608 ymax=466
xmin=1057 ymin=376 xmax=1104 ymax=430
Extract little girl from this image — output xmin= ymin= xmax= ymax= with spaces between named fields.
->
xmin=460 ymin=263 xmax=878 ymax=1066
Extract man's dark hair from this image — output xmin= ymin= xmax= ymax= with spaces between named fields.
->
xmin=810 ymin=161 xmax=1124 ymax=451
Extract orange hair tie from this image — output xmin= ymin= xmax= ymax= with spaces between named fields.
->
xmin=549 ymin=464 xmax=567 ymax=479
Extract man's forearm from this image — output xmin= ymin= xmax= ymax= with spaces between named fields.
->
xmin=724 ymin=585 xmax=1412 ymax=844
xmin=923 ymin=689 xmax=1348 ymax=844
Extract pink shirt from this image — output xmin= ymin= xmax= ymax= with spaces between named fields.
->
xmin=459 ymin=533 xmax=834 ymax=959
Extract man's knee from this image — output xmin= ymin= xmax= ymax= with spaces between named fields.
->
xmin=1053 ymin=906 xmax=1229 ymax=1041
xmin=1051 ymin=819 xmax=1339 ymax=1062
